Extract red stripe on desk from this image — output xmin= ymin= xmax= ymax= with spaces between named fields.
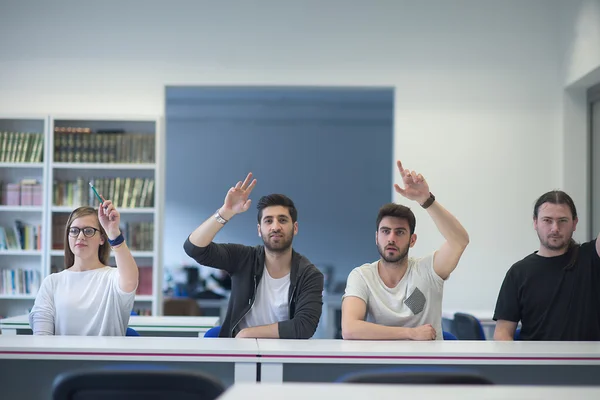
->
xmin=0 ymin=351 xmax=258 ymax=358
xmin=259 ymin=354 xmax=600 ymax=361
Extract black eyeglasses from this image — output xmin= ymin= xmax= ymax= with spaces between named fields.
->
xmin=68 ymin=226 xmax=100 ymax=238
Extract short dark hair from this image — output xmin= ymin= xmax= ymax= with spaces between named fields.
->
xmin=257 ymin=194 xmax=298 ymax=223
xmin=376 ymin=203 xmax=416 ymax=235
xmin=533 ymin=190 xmax=578 ymax=220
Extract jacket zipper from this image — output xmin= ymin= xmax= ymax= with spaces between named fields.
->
xmin=287 ymin=268 xmax=306 ymax=318
xmin=231 ymin=274 xmax=258 ymax=336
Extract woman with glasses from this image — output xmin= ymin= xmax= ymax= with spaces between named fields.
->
xmin=29 ymin=200 xmax=139 ymax=335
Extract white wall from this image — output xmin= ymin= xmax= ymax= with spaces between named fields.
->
xmin=0 ymin=0 xmax=564 ymax=312
xmin=563 ymin=0 xmax=600 ymax=87
xmin=560 ymin=0 xmax=600 ymax=241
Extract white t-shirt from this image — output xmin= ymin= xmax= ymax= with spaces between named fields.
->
xmin=29 ymin=266 xmax=136 ymax=336
xmin=343 ymin=253 xmax=445 ymax=340
xmin=238 ymin=265 xmax=290 ymax=330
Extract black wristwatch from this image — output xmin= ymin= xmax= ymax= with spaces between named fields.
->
xmin=421 ymin=192 xmax=436 ymax=209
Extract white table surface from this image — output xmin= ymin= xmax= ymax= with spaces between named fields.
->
xmin=218 ymin=383 xmax=600 ymax=400
xmin=0 ymin=335 xmax=258 ymax=362
xmin=0 ymin=314 xmax=219 ymax=333
xmin=256 ymin=338 xmax=600 ymax=364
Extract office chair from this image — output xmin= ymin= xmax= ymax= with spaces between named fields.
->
xmin=443 ymin=331 xmax=458 ymax=340
xmin=452 ymin=313 xmax=486 ymax=340
xmin=126 ymin=327 xmax=140 ymax=336
xmin=52 ymin=369 xmax=225 ymax=400
xmin=337 ymin=367 xmax=494 ymax=385
xmin=204 ymin=326 xmax=221 ymax=338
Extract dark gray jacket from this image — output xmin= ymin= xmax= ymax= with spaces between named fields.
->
xmin=183 ymin=238 xmax=324 ymax=339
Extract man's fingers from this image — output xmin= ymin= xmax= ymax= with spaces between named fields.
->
xmin=246 ymin=179 xmax=257 ymax=194
xmin=397 ymin=160 xmax=405 ymax=176
xmin=394 ymin=184 xmax=406 ymax=196
xmin=241 ymin=172 xmax=253 ymax=190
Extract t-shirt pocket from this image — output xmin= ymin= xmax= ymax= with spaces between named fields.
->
xmin=404 ymin=287 xmax=426 ymax=315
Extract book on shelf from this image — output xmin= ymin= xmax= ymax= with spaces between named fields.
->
xmin=54 ymin=127 xmax=155 ymax=164
xmin=51 ymin=215 xmax=152 ymax=252
xmin=0 ymin=268 xmax=41 ymax=295
xmin=0 ymin=132 xmax=44 ymax=163
xmin=53 ymin=177 xmax=155 ymax=208
xmin=1 ymin=179 xmax=43 ymax=206
xmin=51 ymin=214 xmax=69 ymax=250
xmin=0 ymin=221 xmax=42 ymax=250
xmin=136 ymin=266 xmax=152 ymax=295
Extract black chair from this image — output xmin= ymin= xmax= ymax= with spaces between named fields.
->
xmin=52 ymin=369 xmax=225 ymax=400
xmin=452 ymin=312 xmax=486 ymax=340
xmin=337 ymin=367 xmax=494 ymax=385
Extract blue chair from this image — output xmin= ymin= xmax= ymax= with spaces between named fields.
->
xmin=52 ymin=369 xmax=225 ymax=400
xmin=336 ymin=367 xmax=494 ymax=385
xmin=204 ymin=326 xmax=221 ymax=338
xmin=126 ymin=327 xmax=140 ymax=336
xmin=443 ymin=331 xmax=458 ymax=340
xmin=452 ymin=313 xmax=486 ymax=340
xmin=126 ymin=310 xmax=140 ymax=336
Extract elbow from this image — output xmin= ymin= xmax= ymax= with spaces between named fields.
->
xmin=341 ymin=321 xmax=359 ymax=340
xmin=459 ymin=232 xmax=470 ymax=250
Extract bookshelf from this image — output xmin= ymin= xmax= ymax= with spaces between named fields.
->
xmin=0 ymin=115 xmax=164 ymax=319
xmin=0 ymin=116 xmax=48 ymax=318
xmin=46 ymin=116 xmax=164 ymax=317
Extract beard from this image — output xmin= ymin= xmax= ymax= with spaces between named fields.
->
xmin=377 ymin=241 xmax=410 ymax=263
xmin=261 ymin=231 xmax=294 ymax=253
xmin=538 ymin=231 xmax=572 ymax=252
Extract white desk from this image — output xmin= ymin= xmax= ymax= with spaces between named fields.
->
xmin=256 ymin=339 xmax=600 ymax=385
xmin=0 ymin=335 xmax=258 ymax=399
xmin=0 ymin=314 xmax=220 ymax=337
xmin=219 ymin=383 xmax=600 ymax=400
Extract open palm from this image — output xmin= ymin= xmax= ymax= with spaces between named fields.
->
xmin=223 ymin=173 xmax=257 ymax=215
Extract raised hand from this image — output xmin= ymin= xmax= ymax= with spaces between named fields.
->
xmin=410 ymin=324 xmax=437 ymax=340
xmin=222 ymin=172 xmax=257 ymax=217
xmin=394 ymin=160 xmax=430 ymax=204
xmin=98 ymin=198 xmax=121 ymax=240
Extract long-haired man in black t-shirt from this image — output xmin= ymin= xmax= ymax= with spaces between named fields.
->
xmin=493 ymin=190 xmax=600 ymax=341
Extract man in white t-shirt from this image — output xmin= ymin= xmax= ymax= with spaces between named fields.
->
xmin=342 ymin=160 xmax=470 ymax=340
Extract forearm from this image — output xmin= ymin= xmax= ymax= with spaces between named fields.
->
xmin=188 ymin=207 xmax=234 ymax=247
xmin=342 ymin=320 xmax=413 ymax=340
xmin=425 ymin=200 xmax=469 ymax=247
xmin=238 ymin=323 xmax=280 ymax=339
xmin=493 ymin=330 xmax=515 ymax=341
xmin=113 ymin=241 xmax=139 ymax=293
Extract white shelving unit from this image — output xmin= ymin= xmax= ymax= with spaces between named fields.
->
xmin=0 ymin=115 xmax=164 ymax=318
xmin=0 ymin=116 xmax=48 ymax=318
xmin=46 ymin=116 xmax=164 ymax=317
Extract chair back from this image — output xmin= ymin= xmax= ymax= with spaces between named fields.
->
xmin=126 ymin=327 xmax=140 ymax=336
xmin=337 ymin=367 xmax=493 ymax=385
xmin=443 ymin=331 xmax=458 ymax=340
xmin=452 ymin=313 xmax=486 ymax=340
xmin=204 ymin=326 xmax=221 ymax=338
xmin=52 ymin=369 xmax=225 ymax=400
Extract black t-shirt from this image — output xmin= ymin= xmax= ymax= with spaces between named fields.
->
xmin=493 ymin=240 xmax=600 ymax=340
